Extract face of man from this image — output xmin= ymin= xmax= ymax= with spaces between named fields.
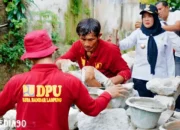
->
xmin=79 ymin=32 xmax=101 ymax=52
xmin=156 ymin=3 xmax=169 ymax=21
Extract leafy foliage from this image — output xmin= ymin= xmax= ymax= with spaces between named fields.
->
xmin=139 ymin=0 xmax=158 ymax=4
xmin=70 ymin=0 xmax=82 ymax=16
xmin=30 ymin=10 xmax=62 ymax=44
xmin=0 ymin=0 xmax=33 ymax=69
xmin=167 ymin=0 xmax=180 ymax=11
xmin=65 ymin=0 xmax=90 ymax=45
xmin=139 ymin=0 xmax=180 ymax=11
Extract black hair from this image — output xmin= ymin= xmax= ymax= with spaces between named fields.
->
xmin=76 ymin=18 xmax=101 ymax=37
xmin=155 ymin=1 xmax=168 ymax=7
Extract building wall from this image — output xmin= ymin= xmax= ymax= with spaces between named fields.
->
xmin=28 ymin=0 xmax=69 ymax=38
xmin=28 ymin=0 xmax=141 ymax=41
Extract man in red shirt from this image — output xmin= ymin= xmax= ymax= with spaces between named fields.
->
xmin=56 ymin=18 xmax=131 ymax=87
xmin=0 ymin=30 xmax=128 ymax=130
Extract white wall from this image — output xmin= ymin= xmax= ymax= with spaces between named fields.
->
xmin=90 ymin=0 xmax=141 ymax=37
xmin=27 ymin=0 xmax=141 ymax=41
xmin=28 ymin=0 xmax=69 ymax=38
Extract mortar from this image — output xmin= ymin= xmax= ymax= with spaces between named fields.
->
xmin=126 ymin=97 xmax=166 ymax=129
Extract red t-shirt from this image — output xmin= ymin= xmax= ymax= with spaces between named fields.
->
xmin=59 ymin=39 xmax=131 ymax=82
xmin=0 ymin=64 xmax=111 ymax=130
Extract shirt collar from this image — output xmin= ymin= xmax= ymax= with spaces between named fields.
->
xmin=31 ymin=64 xmax=58 ymax=71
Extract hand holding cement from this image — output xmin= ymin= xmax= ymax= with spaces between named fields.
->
xmin=105 ymin=84 xmax=128 ymax=98
xmin=55 ymin=59 xmax=71 ymax=70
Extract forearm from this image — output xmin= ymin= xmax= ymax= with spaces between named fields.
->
xmin=85 ymin=92 xmax=111 ymax=116
xmin=110 ymin=75 xmax=124 ymax=84
xmin=162 ymin=21 xmax=180 ymax=31
xmin=76 ymin=90 xmax=111 ymax=116
xmin=85 ymin=78 xmax=102 ymax=87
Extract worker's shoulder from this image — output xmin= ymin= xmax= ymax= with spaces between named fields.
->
xmin=169 ymin=10 xmax=180 ymax=20
xmin=72 ymin=40 xmax=81 ymax=46
xmin=8 ymin=72 xmax=29 ymax=83
xmin=172 ymin=10 xmax=180 ymax=15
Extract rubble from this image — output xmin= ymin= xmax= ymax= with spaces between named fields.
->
xmin=146 ymin=77 xmax=180 ymax=96
xmin=154 ymin=95 xmax=175 ymax=110
xmin=77 ymin=108 xmax=130 ymax=130
xmin=0 ymin=109 xmax=16 ymax=130
xmin=68 ymin=107 xmax=79 ymax=130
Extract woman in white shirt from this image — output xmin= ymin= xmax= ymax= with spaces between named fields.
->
xmin=119 ymin=5 xmax=175 ymax=97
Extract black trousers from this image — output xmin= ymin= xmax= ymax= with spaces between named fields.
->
xmin=133 ymin=78 xmax=155 ymax=98
xmin=175 ymin=95 xmax=180 ymax=110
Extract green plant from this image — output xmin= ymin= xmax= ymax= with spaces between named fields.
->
xmin=0 ymin=0 xmax=34 ymax=69
xmin=0 ymin=16 xmax=2 ymax=23
xmin=139 ymin=0 xmax=158 ymax=4
xmin=51 ymin=31 xmax=61 ymax=44
xmin=167 ymin=0 xmax=180 ymax=11
xmin=0 ymin=33 xmax=24 ymax=67
xmin=70 ymin=0 xmax=82 ymax=17
xmin=30 ymin=10 xmax=61 ymax=44
xmin=84 ymin=7 xmax=91 ymax=16
xmin=139 ymin=0 xmax=180 ymax=10
xmin=64 ymin=0 xmax=90 ymax=45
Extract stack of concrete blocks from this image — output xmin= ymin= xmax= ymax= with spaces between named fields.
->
xmin=147 ymin=77 xmax=180 ymax=110
xmin=77 ymin=108 xmax=130 ymax=130
xmin=68 ymin=108 xmax=79 ymax=130
xmin=146 ymin=77 xmax=180 ymax=129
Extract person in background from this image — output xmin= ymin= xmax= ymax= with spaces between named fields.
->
xmin=155 ymin=1 xmax=180 ymax=33
xmin=155 ymin=1 xmax=180 ymax=75
xmin=0 ymin=30 xmax=128 ymax=130
xmin=135 ymin=2 xmax=180 ymax=76
xmin=119 ymin=5 xmax=175 ymax=97
xmin=56 ymin=18 xmax=131 ymax=87
xmin=135 ymin=1 xmax=180 ymax=33
xmin=155 ymin=1 xmax=180 ymax=110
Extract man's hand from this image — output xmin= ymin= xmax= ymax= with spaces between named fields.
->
xmin=55 ymin=59 xmax=70 ymax=70
xmin=105 ymin=35 xmax=119 ymax=45
xmin=106 ymin=35 xmax=112 ymax=42
xmin=105 ymin=84 xmax=128 ymax=98
xmin=162 ymin=21 xmax=180 ymax=31
xmin=135 ymin=21 xmax=142 ymax=29
xmin=55 ymin=59 xmax=62 ymax=70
